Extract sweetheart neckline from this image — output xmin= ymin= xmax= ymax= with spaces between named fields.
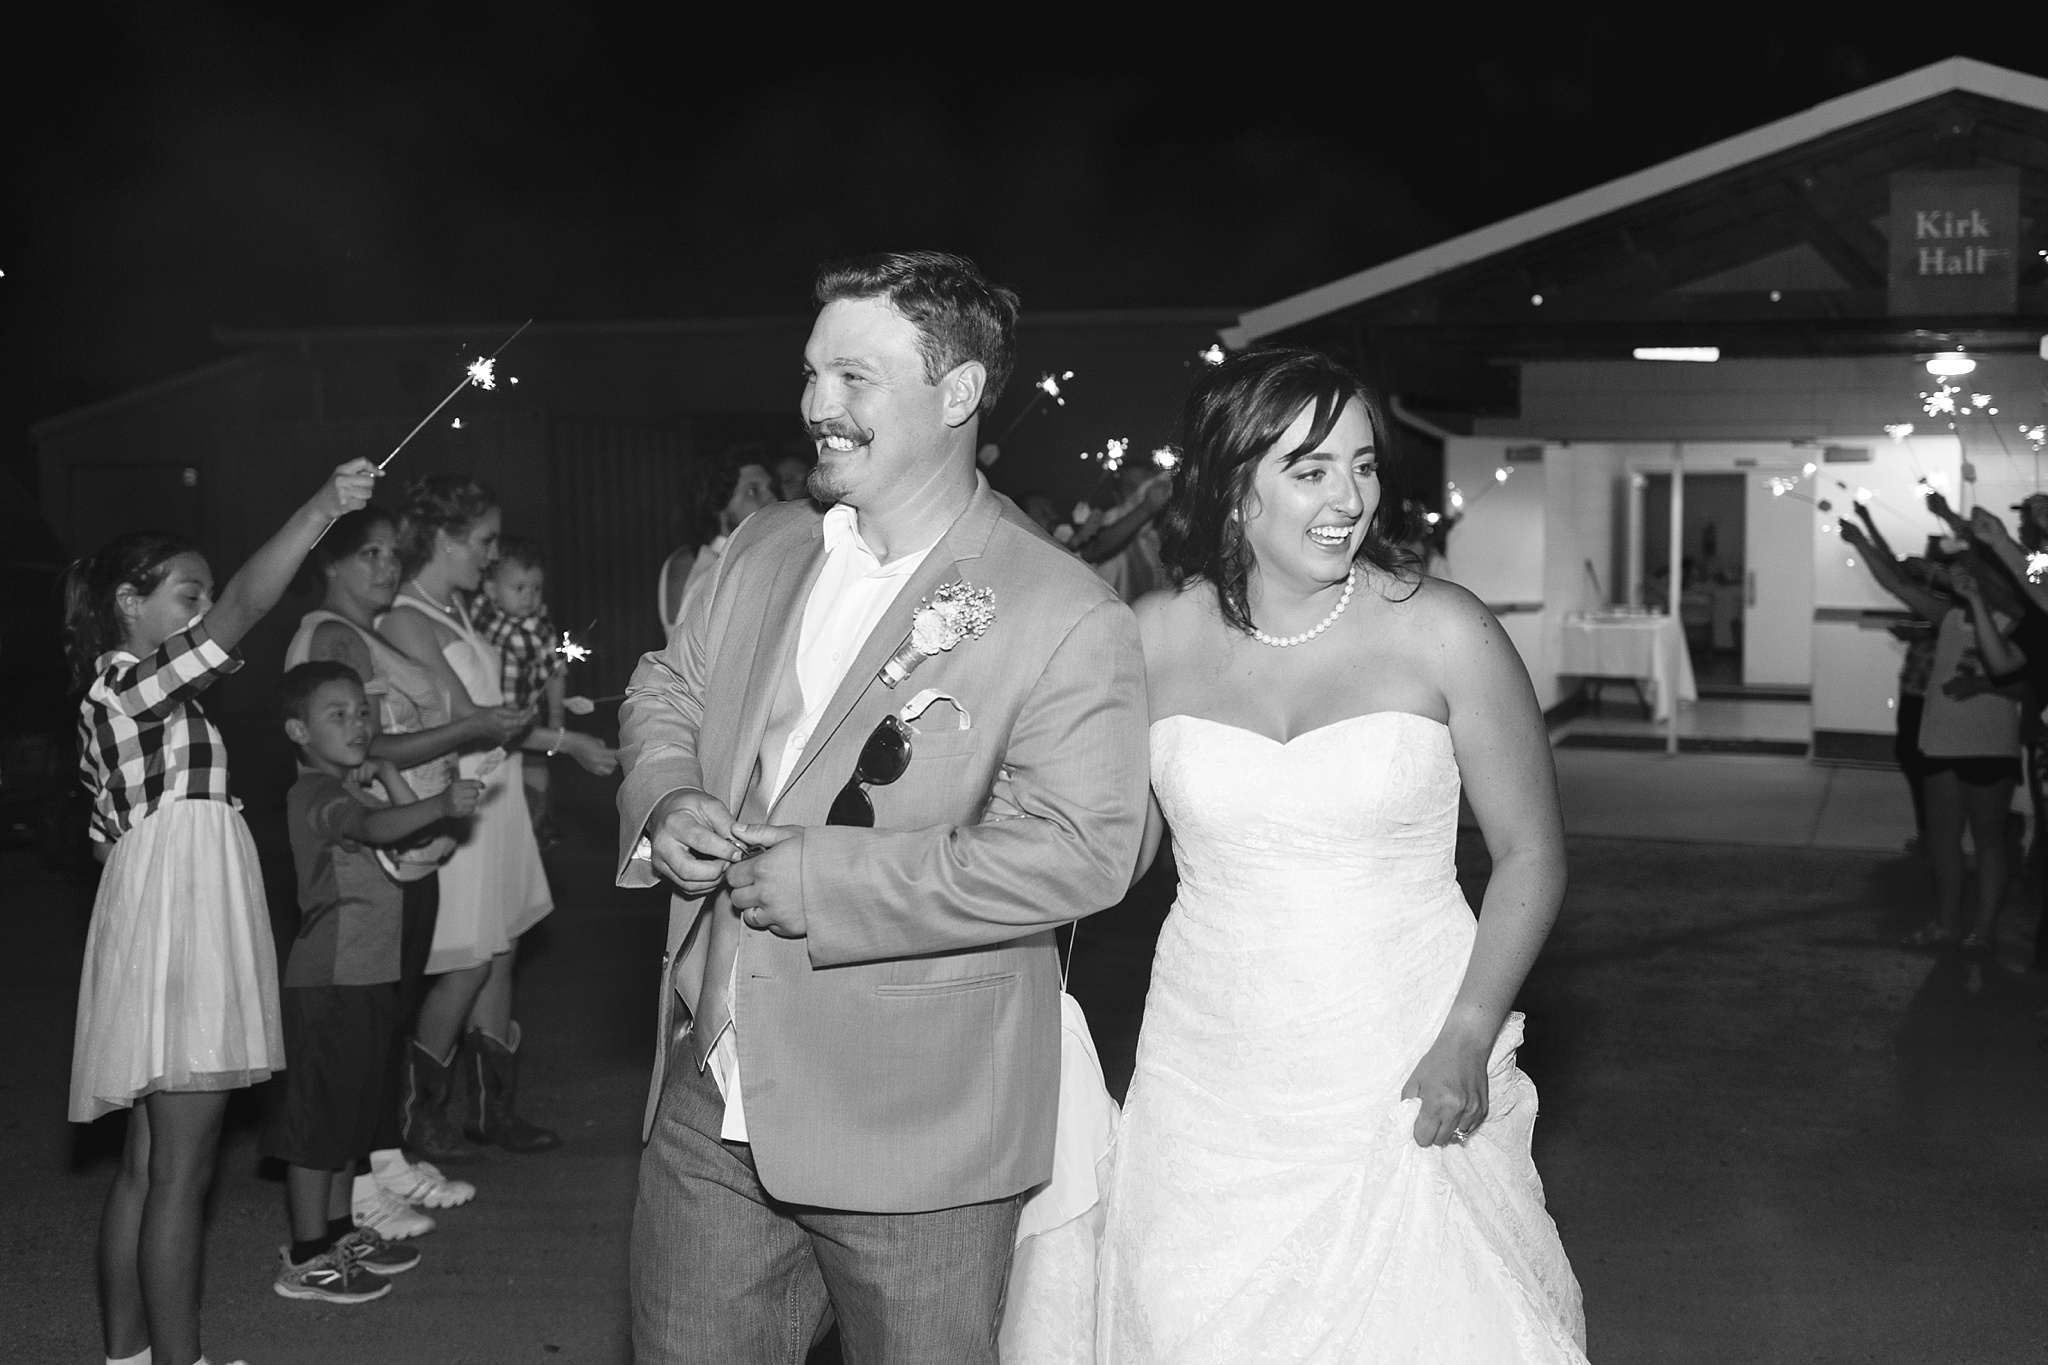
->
xmin=1152 ymin=711 xmax=1449 ymax=747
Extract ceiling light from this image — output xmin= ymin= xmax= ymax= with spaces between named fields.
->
xmin=1633 ymin=347 xmax=1720 ymax=362
xmin=1925 ymin=352 xmax=1976 ymax=377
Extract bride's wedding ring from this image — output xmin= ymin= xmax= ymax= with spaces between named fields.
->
xmin=1453 ymin=1127 xmax=1471 ymax=1142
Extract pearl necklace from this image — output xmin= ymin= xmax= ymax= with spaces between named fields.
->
xmin=1251 ymin=568 xmax=1356 ymax=648
xmin=406 ymin=579 xmax=457 ymax=615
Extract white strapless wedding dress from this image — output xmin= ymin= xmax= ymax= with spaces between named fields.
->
xmin=1094 ymin=712 xmax=1588 ymax=1363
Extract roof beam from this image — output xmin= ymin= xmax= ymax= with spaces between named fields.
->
xmin=1781 ymin=176 xmax=1889 ymax=290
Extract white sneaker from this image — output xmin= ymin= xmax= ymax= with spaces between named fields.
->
xmin=352 ymin=1175 xmax=436 ymax=1240
xmin=377 ymin=1157 xmax=477 ymax=1209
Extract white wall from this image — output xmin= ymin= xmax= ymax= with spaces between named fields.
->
xmin=1439 ymin=438 xmax=1555 ymax=707
xmin=1810 ymin=435 xmax=1958 ymax=610
xmin=1441 ymin=438 xmax=1544 ymax=606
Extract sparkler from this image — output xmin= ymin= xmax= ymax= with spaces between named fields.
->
xmin=308 ymin=319 xmax=533 ymax=549
xmin=995 ymin=370 xmax=1076 ymax=443
xmin=1766 ymin=476 xmax=1821 ymax=508
xmin=1196 ymin=344 xmax=1226 ymax=366
xmin=2028 ymin=551 xmax=2048 ymax=585
xmin=1885 ymin=424 xmax=1915 ymax=442
xmin=1151 ymin=446 xmax=1180 ymax=471
xmin=378 ymin=320 xmax=531 ymax=472
xmin=1442 ymin=463 xmax=1514 ymax=519
xmin=539 ymin=618 xmax=598 ymax=686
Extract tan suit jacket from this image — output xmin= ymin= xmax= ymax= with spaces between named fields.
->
xmin=615 ymin=478 xmax=1149 ymax=1213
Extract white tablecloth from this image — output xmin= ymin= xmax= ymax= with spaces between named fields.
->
xmin=1557 ymin=614 xmax=1699 ymax=723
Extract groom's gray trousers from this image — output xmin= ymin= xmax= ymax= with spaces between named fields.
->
xmin=630 ymin=1034 xmax=1022 ymax=1365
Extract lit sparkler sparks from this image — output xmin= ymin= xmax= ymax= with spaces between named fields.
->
xmin=554 ymin=631 xmax=592 ymax=666
xmin=1922 ymin=384 xmax=1957 ymax=417
xmin=996 ymin=370 xmax=1076 ymax=442
xmin=306 ymin=319 xmax=534 ymax=549
xmin=1885 ymin=424 xmax=1915 ymax=442
xmin=1196 ymin=344 xmax=1226 ymax=366
xmin=375 ymin=319 xmax=532 ymax=471
xmin=1766 ymin=476 xmax=1799 ymax=497
xmin=1151 ymin=446 xmax=1180 ymax=471
xmin=2029 ymin=551 xmax=2048 ymax=584
xmin=2023 ymin=425 xmax=2046 ymax=451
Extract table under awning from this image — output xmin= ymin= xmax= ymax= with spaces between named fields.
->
xmin=1557 ymin=612 xmax=1699 ymax=723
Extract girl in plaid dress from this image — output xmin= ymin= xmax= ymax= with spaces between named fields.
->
xmin=64 ymin=459 xmax=377 ymax=1365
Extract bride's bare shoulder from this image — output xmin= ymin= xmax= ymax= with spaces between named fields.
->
xmin=1380 ymin=572 xmax=1523 ymax=664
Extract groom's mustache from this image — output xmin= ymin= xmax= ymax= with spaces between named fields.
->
xmin=808 ymin=417 xmax=876 ymax=447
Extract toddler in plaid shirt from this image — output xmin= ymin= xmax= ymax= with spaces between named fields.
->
xmin=62 ymin=458 xmax=378 ymax=1365
xmin=473 ymin=539 xmax=567 ymax=839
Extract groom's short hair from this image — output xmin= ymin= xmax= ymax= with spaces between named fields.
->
xmin=813 ymin=252 xmax=1020 ymax=415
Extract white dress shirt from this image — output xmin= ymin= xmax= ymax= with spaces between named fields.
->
xmin=709 ymin=503 xmax=936 ymax=1140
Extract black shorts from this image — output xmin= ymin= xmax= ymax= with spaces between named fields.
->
xmin=1921 ymin=755 xmax=2023 ymax=786
xmin=261 ymin=982 xmax=402 ymax=1171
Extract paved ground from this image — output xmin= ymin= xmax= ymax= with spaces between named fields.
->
xmin=9 ymin=753 xmax=2048 ymax=1363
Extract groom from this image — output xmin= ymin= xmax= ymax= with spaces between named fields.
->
xmin=616 ymin=251 xmax=1150 ymax=1364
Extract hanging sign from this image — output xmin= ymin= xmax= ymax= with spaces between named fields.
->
xmin=1887 ymin=168 xmax=2019 ymax=316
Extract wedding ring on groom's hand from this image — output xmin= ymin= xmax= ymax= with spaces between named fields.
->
xmin=1453 ymin=1127 xmax=1471 ymax=1142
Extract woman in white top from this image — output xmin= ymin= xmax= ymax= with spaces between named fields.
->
xmin=655 ymin=449 xmax=778 ymax=634
xmin=383 ymin=476 xmax=608 ymax=1152
xmin=287 ymin=505 xmax=531 ymax=1181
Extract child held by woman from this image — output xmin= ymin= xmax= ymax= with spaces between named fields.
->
xmin=472 ymin=538 xmax=613 ymax=843
xmin=65 ymin=459 xmax=378 ymax=1365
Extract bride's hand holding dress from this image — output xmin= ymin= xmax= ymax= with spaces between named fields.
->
xmin=1395 ymin=588 xmax=1568 ymax=1153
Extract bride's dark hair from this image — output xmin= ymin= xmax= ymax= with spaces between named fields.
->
xmin=1158 ymin=345 xmax=1415 ymax=635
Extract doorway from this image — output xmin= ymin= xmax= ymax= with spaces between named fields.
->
xmin=1641 ymin=473 xmax=1746 ymax=689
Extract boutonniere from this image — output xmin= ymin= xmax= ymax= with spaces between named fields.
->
xmin=880 ymin=581 xmax=997 ymax=688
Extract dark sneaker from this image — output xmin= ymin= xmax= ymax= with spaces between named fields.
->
xmin=334 ymin=1226 xmax=422 ymax=1276
xmin=274 ymin=1243 xmax=391 ymax=1303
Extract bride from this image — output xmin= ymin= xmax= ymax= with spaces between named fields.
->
xmin=1095 ymin=346 xmax=1588 ymax=1362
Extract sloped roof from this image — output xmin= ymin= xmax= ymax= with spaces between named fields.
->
xmin=1223 ymin=57 xmax=2048 ymax=347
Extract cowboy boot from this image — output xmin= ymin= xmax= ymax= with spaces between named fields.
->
xmin=464 ymin=1023 xmax=560 ymax=1152
xmin=403 ymin=1038 xmax=485 ymax=1163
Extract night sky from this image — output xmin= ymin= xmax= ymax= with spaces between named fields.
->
xmin=5 ymin=11 xmax=2042 ymax=502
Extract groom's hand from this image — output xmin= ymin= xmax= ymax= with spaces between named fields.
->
xmin=646 ymin=788 xmax=742 ymax=896
xmin=726 ymin=823 xmax=806 ymax=937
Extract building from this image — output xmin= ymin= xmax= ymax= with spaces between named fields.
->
xmin=1223 ymin=56 xmax=2048 ymax=761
